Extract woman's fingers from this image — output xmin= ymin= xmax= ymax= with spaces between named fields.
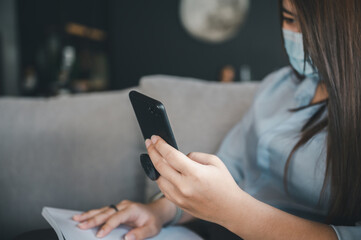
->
xmin=75 ymin=200 xmax=164 ymax=240
xmin=147 ymin=135 xmax=196 ymax=174
xmin=125 ymin=225 xmax=158 ymax=240
xmin=157 ymin=176 xmax=180 ymax=204
xmin=146 ymin=139 xmax=181 ymax=184
xmin=77 ymin=208 xmax=117 ymax=229
xmin=96 ymin=208 xmax=133 ymax=238
xmin=73 ymin=207 xmax=108 ymax=222
xmin=187 ymin=152 xmax=221 ymax=166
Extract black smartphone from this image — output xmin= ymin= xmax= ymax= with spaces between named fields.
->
xmin=129 ymin=90 xmax=178 ymax=180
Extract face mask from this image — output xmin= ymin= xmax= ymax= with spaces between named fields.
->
xmin=282 ymin=29 xmax=317 ymax=78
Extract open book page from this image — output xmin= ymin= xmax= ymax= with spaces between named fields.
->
xmin=42 ymin=207 xmax=203 ymax=240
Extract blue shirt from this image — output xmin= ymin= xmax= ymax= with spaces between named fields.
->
xmin=215 ymin=67 xmax=361 ymax=239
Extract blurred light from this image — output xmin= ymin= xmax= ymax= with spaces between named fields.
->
xmin=240 ymin=64 xmax=251 ymax=82
xmin=65 ymin=22 xmax=106 ymax=41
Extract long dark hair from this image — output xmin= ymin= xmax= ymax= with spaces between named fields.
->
xmin=280 ymin=0 xmax=361 ymax=225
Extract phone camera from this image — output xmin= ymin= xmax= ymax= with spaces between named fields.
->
xmin=148 ymin=106 xmax=155 ymax=114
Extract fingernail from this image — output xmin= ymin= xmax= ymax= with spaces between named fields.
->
xmin=96 ymin=229 xmax=104 ymax=238
xmin=145 ymin=139 xmax=151 ymax=148
xmin=77 ymin=221 xmax=87 ymax=228
xmin=125 ymin=234 xmax=136 ymax=240
xmin=151 ymin=135 xmax=158 ymax=144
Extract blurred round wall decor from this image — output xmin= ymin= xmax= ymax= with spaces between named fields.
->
xmin=180 ymin=0 xmax=250 ymax=43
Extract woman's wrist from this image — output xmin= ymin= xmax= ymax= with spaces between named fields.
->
xmin=148 ymin=197 xmax=178 ymax=226
xmin=216 ymin=187 xmax=250 ymax=232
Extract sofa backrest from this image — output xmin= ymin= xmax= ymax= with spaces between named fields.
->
xmin=0 ymin=75 xmax=259 ymax=239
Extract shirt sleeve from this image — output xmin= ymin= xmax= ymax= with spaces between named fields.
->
xmin=331 ymin=224 xmax=361 ymax=240
xmin=215 ymin=107 xmax=254 ymax=186
xmin=215 ymin=66 xmax=293 ymax=186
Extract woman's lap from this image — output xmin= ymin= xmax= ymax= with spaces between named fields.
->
xmin=13 ymin=228 xmax=58 ymax=240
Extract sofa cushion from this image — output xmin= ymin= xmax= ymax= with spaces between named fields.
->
xmin=139 ymin=75 xmax=259 ymax=199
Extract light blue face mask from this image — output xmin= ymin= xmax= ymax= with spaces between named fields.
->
xmin=282 ymin=29 xmax=318 ymax=78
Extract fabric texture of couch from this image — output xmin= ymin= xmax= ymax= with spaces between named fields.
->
xmin=0 ymin=75 xmax=259 ymax=239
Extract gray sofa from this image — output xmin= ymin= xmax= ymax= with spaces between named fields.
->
xmin=0 ymin=75 xmax=259 ymax=239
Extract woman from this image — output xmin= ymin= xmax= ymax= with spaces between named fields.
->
xmin=73 ymin=0 xmax=361 ymax=239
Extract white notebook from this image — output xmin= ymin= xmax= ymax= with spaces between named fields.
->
xmin=42 ymin=207 xmax=202 ymax=240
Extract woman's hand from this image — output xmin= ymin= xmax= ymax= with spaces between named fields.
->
xmin=72 ymin=198 xmax=176 ymax=240
xmin=145 ymin=135 xmax=244 ymax=226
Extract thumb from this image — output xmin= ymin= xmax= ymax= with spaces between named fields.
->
xmin=186 ymin=152 xmax=220 ymax=166
xmin=124 ymin=225 xmax=158 ymax=240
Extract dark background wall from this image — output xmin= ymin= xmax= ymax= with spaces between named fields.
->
xmin=109 ymin=0 xmax=288 ymax=89
xmin=0 ymin=0 xmax=20 ymax=95
xmin=0 ymin=35 xmax=3 ymax=95
xmin=16 ymin=0 xmax=110 ymax=96
xmin=11 ymin=0 xmax=288 ymax=95
xmin=18 ymin=0 xmax=109 ymax=68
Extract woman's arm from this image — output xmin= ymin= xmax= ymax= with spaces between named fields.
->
xmin=145 ymin=135 xmax=338 ymax=240
xmin=224 ymin=189 xmax=337 ymax=240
